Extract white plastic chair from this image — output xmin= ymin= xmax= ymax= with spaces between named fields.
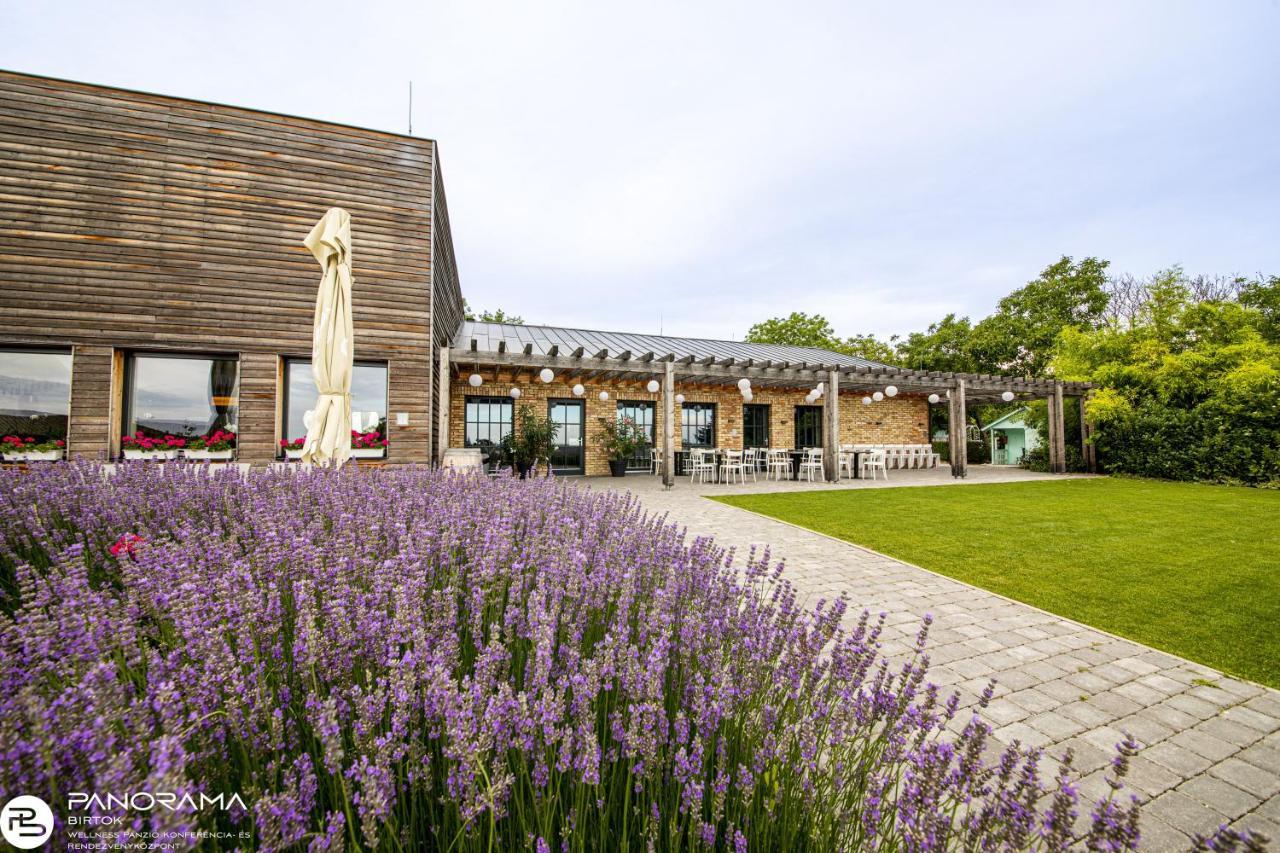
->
xmin=719 ymin=450 xmax=746 ymax=484
xmin=767 ymin=448 xmax=791 ymax=481
xmin=861 ymin=449 xmax=888 ymax=481
xmin=740 ymin=448 xmax=760 ymax=481
xmin=649 ymin=447 xmax=664 ymax=476
xmin=839 ymin=449 xmax=855 ymax=480
xmin=799 ymin=447 xmax=823 ymax=482
xmin=688 ymin=449 xmax=715 ymax=484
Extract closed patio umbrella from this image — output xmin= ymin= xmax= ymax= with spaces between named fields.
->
xmin=300 ymin=207 xmax=354 ymax=468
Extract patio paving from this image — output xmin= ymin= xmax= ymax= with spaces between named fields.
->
xmin=588 ymin=466 xmax=1280 ymax=850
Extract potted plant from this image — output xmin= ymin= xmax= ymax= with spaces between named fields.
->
xmin=122 ymin=432 xmax=184 ymax=460
xmin=184 ymin=429 xmax=236 ymax=460
xmin=1 ymin=435 xmax=65 ymax=462
xmin=596 ymin=416 xmax=647 ymax=477
xmin=508 ymin=405 xmax=559 ymax=479
xmin=280 ymin=437 xmax=306 ymax=460
xmin=351 ymin=429 xmax=388 ymax=459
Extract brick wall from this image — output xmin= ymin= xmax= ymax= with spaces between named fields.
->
xmin=450 ymin=375 xmax=929 ymax=476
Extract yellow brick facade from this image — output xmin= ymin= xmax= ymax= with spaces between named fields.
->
xmin=449 ymin=375 xmax=929 ymax=476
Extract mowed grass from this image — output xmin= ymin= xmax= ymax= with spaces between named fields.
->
xmin=712 ymin=478 xmax=1280 ymax=689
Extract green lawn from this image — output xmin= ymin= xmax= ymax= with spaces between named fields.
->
xmin=712 ymin=478 xmax=1280 ymax=689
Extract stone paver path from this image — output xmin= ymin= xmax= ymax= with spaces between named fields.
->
xmin=590 ymin=467 xmax=1280 ymax=850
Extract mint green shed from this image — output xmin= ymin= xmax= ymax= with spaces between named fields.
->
xmin=981 ymin=407 xmax=1041 ymax=466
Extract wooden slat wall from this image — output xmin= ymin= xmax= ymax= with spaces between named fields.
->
xmin=0 ymin=71 xmax=445 ymax=464
xmin=430 ymin=157 xmax=464 ymax=456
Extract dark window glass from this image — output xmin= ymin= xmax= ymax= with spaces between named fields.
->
xmin=464 ymin=396 xmax=513 ymax=448
xmin=548 ymin=399 xmax=585 ymax=474
xmin=682 ymin=402 xmax=716 ymax=448
xmin=284 ymin=360 xmax=388 ymax=444
xmin=0 ymin=349 xmax=71 ymax=445
xmin=794 ymin=405 xmax=823 ymax=449
xmin=617 ymin=400 xmax=655 ymax=470
xmin=127 ymin=354 xmax=239 ymax=440
xmin=743 ymin=404 xmax=770 ymax=448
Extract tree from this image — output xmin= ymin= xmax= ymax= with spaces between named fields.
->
xmin=464 ymin=301 xmax=524 ymax=324
xmin=745 ymin=312 xmax=899 ymax=364
xmin=968 ymin=256 xmax=1110 ymax=377
xmin=895 ymin=314 xmax=976 ymax=373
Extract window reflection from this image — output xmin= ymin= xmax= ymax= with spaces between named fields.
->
xmin=127 ymin=354 xmax=239 ymax=439
xmin=0 ymin=349 xmax=72 ymax=444
xmin=284 ymin=360 xmax=388 ymax=443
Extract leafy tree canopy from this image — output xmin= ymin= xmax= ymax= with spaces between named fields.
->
xmin=744 ymin=312 xmax=900 ymax=365
xmin=464 ymin=301 xmax=524 ymax=324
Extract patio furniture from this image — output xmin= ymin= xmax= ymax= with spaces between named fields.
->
xmin=688 ymin=448 xmax=715 ymax=484
xmin=799 ymin=447 xmax=823 ymax=482
xmin=719 ymin=449 xmax=746 ymax=484
xmin=839 ymin=448 xmax=856 ymax=479
xmin=740 ymin=447 xmax=760 ymax=481
xmin=767 ymin=448 xmax=790 ymax=480
xmin=649 ymin=447 xmax=664 ymax=476
xmin=861 ymin=448 xmax=888 ymax=481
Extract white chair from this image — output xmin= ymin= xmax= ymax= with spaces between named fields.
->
xmin=922 ymin=444 xmax=940 ymax=468
xmin=799 ymin=447 xmax=823 ymax=482
xmin=861 ymin=449 xmax=888 ymax=481
xmin=767 ymin=448 xmax=791 ymax=481
xmin=839 ymin=449 xmax=856 ymax=480
xmin=719 ymin=450 xmax=746 ymax=484
xmin=740 ymin=447 xmax=760 ymax=481
xmin=902 ymin=445 xmax=919 ymax=470
xmin=688 ymin=449 xmax=715 ymax=484
xmin=649 ymin=447 xmax=664 ymax=476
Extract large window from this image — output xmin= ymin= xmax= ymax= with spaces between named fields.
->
xmin=126 ymin=353 xmax=239 ymax=441
xmin=464 ymin=396 xmax=513 ymax=449
xmin=617 ymin=400 xmax=655 ymax=470
xmin=743 ymin=404 xmax=770 ymax=448
xmin=0 ymin=349 xmax=71 ymax=447
xmin=682 ymin=402 xmax=716 ymax=449
xmin=794 ymin=405 xmax=822 ymax=449
xmin=284 ymin=360 xmax=388 ymax=444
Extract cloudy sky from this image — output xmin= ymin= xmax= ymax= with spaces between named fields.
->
xmin=4 ymin=1 xmax=1278 ymax=341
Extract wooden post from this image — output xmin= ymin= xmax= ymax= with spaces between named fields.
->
xmin=1047 ymin=381 xmax=1067 ymax=474
xmin=662 ymin=361 xmax=675 ymax=489
xmin=436 ymin=345 xmax=450 ymax=464
xmin=1080 ymin=394 xmax=1097 ymax=473
xmin=823 ymin=369 xmax=839 ymax=482
xmin=948 ymin=378 xmax=967 ymax=478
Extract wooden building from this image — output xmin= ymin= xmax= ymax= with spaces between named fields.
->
xmin=0 ymin=70 xmax=462 ymax=465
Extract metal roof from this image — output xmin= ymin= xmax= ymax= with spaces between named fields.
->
xmin=456 ymin=320 xmax=891 ymax=369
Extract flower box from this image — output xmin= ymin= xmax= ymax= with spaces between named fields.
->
xmin=123 ymin=449 xmax=179 ymax=461
xmin=184 ymin=449 xmax=235 ymax=461
xmin=351 ymin=447 xmax=386 ymax=459
xmin=2 ymin=450 xmax=61 ymax=462
xmin=284 ymin=448 xmax=305 ymax=460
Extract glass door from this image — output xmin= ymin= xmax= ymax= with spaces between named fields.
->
xmin=794 ymin=405 xmax=823 ymax=449
xmin=743 ymin=404 xmax=770 ymax=448
xmin=548 ymin=399 xmax=585 ymax=475
xmin=616 ymin=400 xmax=655 ymax=471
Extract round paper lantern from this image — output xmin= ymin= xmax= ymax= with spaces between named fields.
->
xmin=509 ymin=388 xmax=521 ymax=399
xmin=928 ymin=393 xmax=940 ymax=404
xmin=862 ymin=396 xmax=873 ymax=405
xmin=468 ymin=373 xmax=483 ymax=387
xmin=885 ymin=385 xmax=898 ymax=397
xmin=646 ymin=379 xmax=660 ymax=393
xmin=598 ymin=391 xmax=609 ymax=402
xmin=1002 ymin=391 xmax=1015 ymax=402
xmin=816 ymin=382 xmax=825 ymax=393
xmin=675 ymin=394 xmax=685 ymax=404
xmin=737 ymin=378 xmax=751 ymax=392
xmin=539 ymin=368 xmax=554 ymax=383
xmin=804 ymin=393 xmax=816 ymax=404
xmin=743 ymin=390 xmax=754 ymax=402
xmin=872 ymin=391 xmax=884 ymax=402
xmin=572 ymin=383 xmax=585 ymax=397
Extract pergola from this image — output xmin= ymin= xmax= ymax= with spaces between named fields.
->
xmin=439 ymin=339 xmax=1093 ymax=486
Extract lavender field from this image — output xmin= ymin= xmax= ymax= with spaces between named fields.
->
xmin=0 ymin=463 xmax=1231 ymax=851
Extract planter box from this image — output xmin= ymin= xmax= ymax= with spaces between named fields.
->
xmin=123 ymin=449 xmax=179 ymax=461
xmin=3 ymin=450 xmax=61 ymax=462
xmin=284 ymin=448 xmax=305 ymax=460
xmin=351 ymin=447 xmax=386 ymax=459
xmin=184 ymin=449 xmax=235 ymax=461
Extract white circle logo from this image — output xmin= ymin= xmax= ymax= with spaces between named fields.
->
xmin=1 ymin=795 xmax=53 ymax=849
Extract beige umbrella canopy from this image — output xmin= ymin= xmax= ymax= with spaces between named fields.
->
xmin=300 ymin=208 xmax=354 ymax=468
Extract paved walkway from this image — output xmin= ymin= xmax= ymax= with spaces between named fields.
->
xmin=587 ymin=467 xmax=1280 ymax=850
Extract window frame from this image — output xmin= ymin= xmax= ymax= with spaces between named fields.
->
xmin=281 ymin=357 xmax=390 ymax=453
xmin=794 ymin=404 xmax=823 ymax=449
xmin=616 ymin=399 xmax=656 ymax=471
xmin=681 ymin=401 xmax=717 ymax=449
xmin=742 ymin=403 xmax=771 ymax=448
xmin=462 ymin=395 xmax=515 ymax=450
xmin=122 ymin=350 xmax=240 ymax=447
xmin=0 ymin=346 xmax=73 ymax=453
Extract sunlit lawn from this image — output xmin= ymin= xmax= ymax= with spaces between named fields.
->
xmin=712 ymin=478 xmax=1280 ymax=689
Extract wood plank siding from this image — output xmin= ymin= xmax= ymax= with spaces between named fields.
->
xmin=0 ymin=70 xmax=462 ymax=464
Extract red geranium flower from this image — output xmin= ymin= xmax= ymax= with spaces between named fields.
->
xmin=109 ymin=533 xmax=145 ymax=558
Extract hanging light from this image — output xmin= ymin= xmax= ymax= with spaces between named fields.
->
xmin=1002 ymin=391 xmax=1015 ymax=402
xmin=816 ymin=382 xmax=825 ymax=393
xmin=509 ymin=388 xmax=521 ymax=399
xmin=737 ymin=378 xmax=751 ymax=392
xmin=872 ymin=391 xmax=884 ymax=402
xmin=572 ymin=383 xmax=585 ymax=397
xmin=675 ymin=393 xmax=685 ymax=404
xmin=743 ymin=390 xmax=754 ymax=402
xmin=928 ymin=393 xmax=940 ymax=404
xmin=862 ymin=396 xmax=873 ymax=405
xmin=885 ymin=385 xmax=898 ymax=397
xmin=539 ymin=368 xmax=554 ymax=383
xmin=468 ymin=373 xmax=483 ymax=387
xmin=598 ymin=391 xmax=609 ymax=402
xmin=646 ymin=379 xmax=660 ymax=393
xmin=804 ymin=392 xmax=816 ymax=404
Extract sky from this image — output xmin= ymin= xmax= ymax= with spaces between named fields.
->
xmin=3 ymin=0 xmax=1278 ymax=342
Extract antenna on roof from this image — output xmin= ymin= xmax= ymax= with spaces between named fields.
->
xmin=408 ymin=81 xmax=413 ymax=134
xmin=659 ymin=312 xmax=663 ymax=335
